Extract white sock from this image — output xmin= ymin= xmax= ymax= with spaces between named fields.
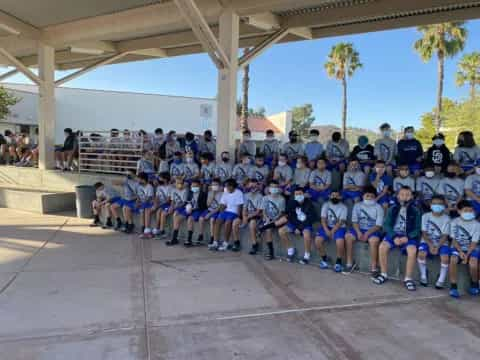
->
xmin=144 ymin=227 xmax=151 ymax=234
xmin=287 ymin=247 xmax=295 ymax=256
xmin=63 ymin=161 xmax=68 ymax=168
xmin=417 ymin=259 xmax=427 ymax=279
xmin=404 ymin=277 xmax=413 ymax=281
xmin=381 ymin=272 xmax=388 ymax=278
xmin=56 ymin=160 xmax=61 ymax=168
xmin=222 ymin=241 xmax=228 ymax=246
xmin=304 ymin=252 xmax=310 ymax=260
xmin=438 ymin=264 xmax=449 ymax=283
xmin=212 ymin=240 xmax=218 ymax=246
xmin=152 ymin=228 xmax=159 ymax=235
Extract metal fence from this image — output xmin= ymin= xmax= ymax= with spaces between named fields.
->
xmin=78 ymin=131 xmax=144 ymax=175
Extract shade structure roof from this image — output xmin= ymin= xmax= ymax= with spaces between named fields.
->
xmin=1 ymin=0 xmax=480 ymax=70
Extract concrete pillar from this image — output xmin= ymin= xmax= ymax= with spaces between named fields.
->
xmin=216 ymin=8 xmax=239 ymax=160
xmin=38 ymin=43 xmax=56 ymax=170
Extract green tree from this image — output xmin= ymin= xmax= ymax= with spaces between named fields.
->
xmin=417 ymin=98 xmax=457 ymax=147
xmin=456 ymin=52 xmax=480 ymax=100
xmin=236 ymin=100 xmax=266 ymax=118
xmin=291 ymin=104 xmax=315 ymax=138
xmin=0 ymin=86 xmax=18 ymax=120
xmin=325 ymin=42 xmax=362 ymax=139
xmin=414 ymin=22 xmax=467 ymax=132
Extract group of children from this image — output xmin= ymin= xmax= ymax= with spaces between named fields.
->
xmin=89 ymin=123 xmax=480 ymax=298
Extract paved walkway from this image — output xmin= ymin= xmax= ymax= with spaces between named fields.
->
xmin=0 ymin=208 xmax=479 ymax=360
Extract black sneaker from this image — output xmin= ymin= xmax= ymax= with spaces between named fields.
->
xmin=231 ymin=241 xmax=241 ymax=252
xmin=166 ymin=239 xmax=179 ymax=246
xmin=184 ymin=240 xmax=193 ymax=247
xmin=89 ymin=220 xmax=100 ymax=227
xmin=102 ymin=220 xmax=113 ymax=229
xmin=194 ymin=236 xmax=204 ymax=246
xmin=249 ymin=244 xmax=259 ymax=255
xmin=114 ymin=222 xmax=122 ymax=231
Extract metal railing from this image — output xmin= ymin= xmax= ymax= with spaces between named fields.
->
xmin=78 ymin=131 xmax=144 ymax=175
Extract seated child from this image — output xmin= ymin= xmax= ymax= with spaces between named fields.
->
xmin=416 ymin=164 xmax=442 ymax=210
xmin=232 ymin=153 xmax=253 ymax=190
xmin=417 ymin=195 xmax=451 ymax=288
xmin=393 ymin=165 xmax=416 ymax=196
xmin=278 ymin=187 xmax=316 ymax=264
xmin=210 ymin=178 xmax=244 ymax=252
xmin=373 ymin=186 xmax=421 ymax=291
xmin=199 ymin=152 xmax=215 ymax=186
xmin=347 ymin=186 xmax=384 ymax=275
xmin=136 ymin=172 xmax=155 ymax=238
xmin=197 ymin=178 xmax=223 ymax=246
xmin=240 ymin=179 xmax=264 ymax=255
xmin=136 ymin=150 xmax=155 ymax=176
xmin=369 ymin=160 xmax=393 ymax=210
xmin=273 ymin=153 xmax=293 ymax=192
xmin=438 ymin=162 xmax=464 ymax=217
xmin=166 ymin=177 xmax=189 ymax=246
xmin=307 ymin=157 xmax=332 ymax=202
xmin=152 ymin=172 xmax=172 ymax=238
xmin=248 ymin=153 xmax=270 ymax=187
xmin=315 ymin=191 xmax=347 ymax=270
xmin=170 ymin=151 xmax=185 ymax=178
xmin=465 ymin=162 xmax=480 ymax=216
xmin=342 ymin=159 xmax=366 ymax=203
xmin=287 ymin=155 xmax=310 ymax=195
xmin=214 ymin=151 xmax=233 ymax=183
xmin=183 ymin=151 xmax=200 ymax=182
xmin=91 ymin=182 xmax=122 ymax=229
xmin=448 ymin=200 xmax=480 ymax=298
xmin=119 ymin=169 xmax=139 ymax=233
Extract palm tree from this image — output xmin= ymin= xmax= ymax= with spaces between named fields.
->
xmin=414 ymin=22 xmax=467 ymax=132
xmin=456 ymin=52 xmax=480 ymax=101
xmin=240 ymin=47 xmax=250 ymax=131
xmin=324 ymin=42 xmax=362 ymax=139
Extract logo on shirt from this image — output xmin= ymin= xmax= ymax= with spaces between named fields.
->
xmin=432 ymin=149 xmax=444 ymax=164
xmin=346 ymin=176 xmax=355 ymax=186
xmin=171 ymin=165 xmax=182 ymax=177
xmin=358 ymin=209 xmax=376 ymax=230
xmin=327 ymin=208 xmax=338 ymax=228
xmin=421 ymin=182 xmax=435 ymax=199
xmin=454 ymin=225 xmax=472 ymax=250
xmin=460 ymin=150 xmax=475 ymax=165
xmin=426 ymin=220 xmax=442 ymax=243
xmin=264 ymin=200 xmax=280 ymax=220
xmin=379 ymin=143 xmax=391 ymax=161
xmin=314 ymin=174 xmax=326 ymax=186
xmin=172 ymin=192 xmax=183 ymax=206
xmin=332 ymin=144 xmax=344 ymax=158
xmin=443 ymin=183 xmax=460 ymax=203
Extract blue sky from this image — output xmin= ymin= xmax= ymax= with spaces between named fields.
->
xmin=7 ymin=20 xmax=480 ymax=131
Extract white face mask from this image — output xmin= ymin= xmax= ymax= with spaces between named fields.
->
xmin=405 ymin=132 xmax=414 ymax=140
xmin=186 ymin=157 xmax=193 ymax=163
xmin=266 ymin=136 xmax=274 ymax=140
xmin=375 ymin=167 xmax=385 ymax=174
xmin=363 ymin=199 xmax=375 ymax=206
xmin=433 ymin=139 xmax=444 ymax=146
xmin=425 ymin=171 xmax=435 ymax=178
xmin=310 ymin=136 xmax=319 ymax=141
xmin=212 ymin=185 xmax=220 ymax=191
xmin=296 ymin=162 xmax=303 ymax=169
xmin=382 ymin=130 xmax=391 ymax=137
xmin=243 ymin=135 xmax=251 ymax=141
xmin=278 ymin=160 xmax=287 ymax=167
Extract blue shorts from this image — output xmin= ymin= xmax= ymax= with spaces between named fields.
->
xmin=157 ymin=203 xmax=170 ymax=212
xmin=286 ymin=222 xmax=313 ymax=235
xmin=307 ymin=188 xmax=331 ymax=201
xmin=317 ymin=227 xmax=346 ymax=241
xmin=418 ymin=243 xmax=450 ymax=257
xmin=189 ymin=209 xmax=204 ymax=222
xmin=121 ymin=199 xmax=136 ymax=209
xmin=217 ymin=211 xmax=238 ymax=221
xmin=342 ymin=190 xmax=363 ymax=201
xmin=109 ymin=196 xmax=122 ymax=205
xmin=384 ymin=234 xmax=418 ymax=253
xmin=450 ymin=247 xmax=480 ymax=260
xmin=175 ymin=207 xmax=188 ymax=217
xmin=347 ymin=228 xmax=382 ymax=241
xmin=136 ymin=201 xmax=153 ymax=213
xmin=200 ymin=210 xmax=220 ymax=220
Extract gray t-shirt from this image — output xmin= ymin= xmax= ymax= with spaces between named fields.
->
xmin=199 ymin=139 xmax=216 ymax=155
xmin=123 ymin=178 xmax=138 ymax=201
xmin=393 ymin=176 xmax=416 ymax=193
xmin=352 ymin=202 xmax=384 ymax=231
xmin=293 ymin=168 xmax=311 ymax=187
xmin=450 ymin=217 xmax=480 ymax=252
xmin=273 ymin=165 xmax=293 ymax=184
xmin=248 ymin=165 xmax=270 ymax=184
xmin=214 ymin=163 xmax=233 ymax=183
xmin=321 ymin=201 xmax=347 ymax=228
xmin=97 ymin=186 xmax=120 ymax=201
xmin=137 ymin=158 xmax=155 ymax=174
xmin=416 ymin=176 xmax=441 ymax=200
xmin=325 ymin=140 xmax=350 ymax=161
xmin=309 ymin=169 xmax=332 ymax=187
xmin=155 ymin=185 xmax=172 ymax=205
xmin=343 ymin=171 xmax=366 ymax=188
xmin=183 ymin=162 xmax=200 ymax=180
xmin=438 ymin=178 xmax=465 ymax=206
xmin=232 ymin=164 xmax=252 ymax=184
xmin=136 ymin=184 xmax=154 ymax=203
xmin=170 ymin=187 xmax=188 ymax=208
xmin=207 ymin=191 xmax=223 ymax=212
xmin=239 ymin=140 xmax=257 ymax=158
xmin=200 ymin=163 xmax=216 ymax=182
xmin=374 ymin=137 xmax=397 ymax=164
xmin=453 ymin=146 xmax=480 ymax=168
xmin=465 ymin=174 xmax=480 ymax=198
xmin=157 ymin=160 xmax=170 ymax=174
xmin=170 ymin=162 xmax=185 ymax=178
xmin=421 ymin=212 xmax=450 ymax=246
xmin=261 ymin=139 xmax=280 ymax=159
xmin=244 ymin=192 xmax=264 ymax=216
xmin=262 ymin=194 xmax=286 ymax=222
xmin=282 ymin=142 xmax=305 ymax=161
xmin=393 ymin=206 xmax=407 ymax=234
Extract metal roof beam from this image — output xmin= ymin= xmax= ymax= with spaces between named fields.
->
xmin=0 ymin=69 xmax=18 ymax=82
xmin=0 ymin=47 xmax=40 ymax=84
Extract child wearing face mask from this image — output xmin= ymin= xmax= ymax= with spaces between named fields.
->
xmin=136 ymin=172 xmax=155 ymax=239
xmin=260 ymin=129 xmax=280 ymax=167
xmin=291 ymin=156 xmax=311 ymax=191
xmin=273 ymin=153 xmax=293 ymax=192
xmin=453 ymin=131 xmax=480 ymax=175
xmin=183 ymin=151 xmax=200 ymax=182
xmin=241 ymin=179 xmax=265 ymax=255
xmin=342 ymin=159 xmax=366 ymax=203
xmin=136 ymin=150 xmax=155 ymax=176
xmin=199 ymin=152 xmax=215 ymax=186
xmin=369 ymin=160 xmax=393 ymax=211
xmin=393 ymin=165 xmax=416 ymax=197
xmin=304 ymin=129 xmax=324 ymax=168
xmin=350 ymin=135 xmax=375 ymax=174
xmin=232 ymin=153 xmax=253 ymax=189
xmin=374 ymin=123 xmax=397 ymax=176
xmin=417 ymin=195 xmax=451 ymax=288
xmin=282 ymin=130 xmax=305 ymax=165
xmin=169 ymin=151 xmax=185 ymax=179
xmin=438 ymin=162 xmax=465 ymax=217
xmin=448 ymin=200 xmax=480 ymax=298
xmin=465 ymin=162 xmax=480 ymax=216
xmin=416 ymin=164 xmax=442 ymax=210
xmin=248 ymin=154 xmax=270 ymax=187
xmin=237 ymin=129 xmax=257 ymax=162
xmin=425 ymin=133 xmax=451 ymax=174
xmin=278 ymin=187 xmax=316 ymax=264
xmin=325 ymin=131 xmax=350 ymax=173
xmin=347 ymin=186 xmax=385 ymax=275
xmin=308 ymin=157 xmax=332 ymax=202
xmin=152 ymin=172 xmax=172 ymax=239
xmin=316 ymin=191 xmax=348 ymax=270
xmin=166 ymin=177 xmax=189 ymax=246
xmin=214 ymin=151 xmax=233 ymax=183
xmin=397 ymin=126 xmax=423 ymax=176
xmin=197 ymin=178 xmax=223 ymax=246
xmin=178 ymin=179 xmax=207 ymax=247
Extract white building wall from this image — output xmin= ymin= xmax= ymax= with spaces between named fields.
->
xmin=2 ymin=84 xmax=217 ymax=143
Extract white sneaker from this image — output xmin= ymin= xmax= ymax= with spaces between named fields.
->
xmin=218 ymin=241 xmax=229 ymax=251
xmin=152 ymin=228 xmax=159 ymax=236
xmin=208 ymin=241 xmax=218 ymax=251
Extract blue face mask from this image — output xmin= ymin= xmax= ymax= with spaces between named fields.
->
xmin=461 ymin=212 xmax=476 ymax=221
xmin=431 ymin=204 xmax=445 ymax=213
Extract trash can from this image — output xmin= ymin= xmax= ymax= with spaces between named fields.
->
xmin=75 ymin=185 xmax=96 ymax=218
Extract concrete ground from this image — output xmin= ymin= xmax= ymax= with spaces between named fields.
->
xmin=0 ymin=208 xmax=479 ymax=360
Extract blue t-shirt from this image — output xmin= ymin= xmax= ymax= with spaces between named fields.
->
xmin=369 ymin=172 xmax=393 ymax=194
xmin=304 ymin=141 xmax=324 ymax=162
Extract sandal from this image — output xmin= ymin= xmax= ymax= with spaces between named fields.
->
xmin=404 ymin=280 xmax=416 ymax=291
xmin=372 ymin=274 xmax=387 ymax=285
